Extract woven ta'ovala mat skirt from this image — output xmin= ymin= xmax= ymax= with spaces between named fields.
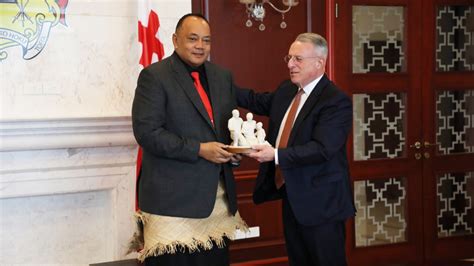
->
xmin=130 ymin=181 xmax=248 ymax=262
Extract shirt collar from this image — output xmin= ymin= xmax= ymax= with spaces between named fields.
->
xmin=301 ymin=74 xmax=324 ymax=95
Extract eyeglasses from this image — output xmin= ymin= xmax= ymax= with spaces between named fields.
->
xmin=283 ymin=55 xmax=320 ymax=64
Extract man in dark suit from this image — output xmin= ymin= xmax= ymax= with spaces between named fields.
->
xmin=132 ymin=13 xmax=246 ymax=266
xmin=237 ymin=33 xmax=355 ymax=266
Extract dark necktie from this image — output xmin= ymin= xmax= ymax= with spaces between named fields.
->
xmin=191 ymin=72 xmax=214 ymax=126
xmin=275 ymin=89 xmax=304 ymax=188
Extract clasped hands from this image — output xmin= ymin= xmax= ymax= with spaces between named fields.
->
xmin=199 ymin=142 xmax=274 ymax=164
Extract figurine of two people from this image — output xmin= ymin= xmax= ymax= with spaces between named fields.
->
xmin=228 ymin=109 xmax=270 ymax=147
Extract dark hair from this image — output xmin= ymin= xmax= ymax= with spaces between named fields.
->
xmin=175 ymin=13 xmax=209 ymax=33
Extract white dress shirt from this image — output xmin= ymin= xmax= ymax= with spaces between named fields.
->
xmin=274 ymin=75 xmax=323 ymax=165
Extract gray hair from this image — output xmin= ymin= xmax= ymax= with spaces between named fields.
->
xmin=295 ymin=33 xmax=328 ymax=59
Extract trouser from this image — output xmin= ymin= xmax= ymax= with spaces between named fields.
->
xmin=282 ymin=195 xmax=348 ymax=266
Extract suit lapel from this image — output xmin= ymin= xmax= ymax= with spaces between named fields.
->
xmin=205 ymin=62 xmax=221 ymax=132
xmin=170 ymin=54 xmax=215 ymax=130
xmin=288 ymin=75 xmax=329 ymax=144
xmin=269 ymin=85 xmax=299 ymax=143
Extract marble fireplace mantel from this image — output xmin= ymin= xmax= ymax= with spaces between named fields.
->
xmin=0 ymin=116 xmax=139 ymax=265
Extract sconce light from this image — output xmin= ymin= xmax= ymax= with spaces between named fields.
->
xmin=239 ymin=0 xmax=299 ymax=31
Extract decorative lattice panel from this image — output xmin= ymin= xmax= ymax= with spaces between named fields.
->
xmin=436 ymin=90 xmax=474 ymax=155
xmin=354 ymin=93 xmax=406 ymax=161
xmin=354 ymin=177 xmax=407 ymax=247
xmin=437 ymin=172 xmax=474 ymax=238
xmin=353 ymin=6 xmax=406 ymax=73
xmin=436 ymin=6 xmax=474 ymax=72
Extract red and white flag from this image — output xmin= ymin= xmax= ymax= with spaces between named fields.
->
xmin=135 ymin=0 xmax=165 ymax=210
xmin=138 ymin=0 xmax=165 ymax=67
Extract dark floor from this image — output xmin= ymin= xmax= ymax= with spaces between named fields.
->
xmin=90 ymin=258 xmax=474 ymax=266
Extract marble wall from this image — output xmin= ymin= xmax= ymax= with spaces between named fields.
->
xmin=0 ymin=0 xmax=187 ymax=119
xmin=0 ymin=0 xmax=190 ymax=265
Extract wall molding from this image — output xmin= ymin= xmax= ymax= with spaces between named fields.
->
xmin=0 ymin=162 xmax=134 ymax=199
xmin=0 ymin=116 xmax=136 ymax=151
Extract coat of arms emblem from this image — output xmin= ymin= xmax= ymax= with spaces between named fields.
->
xmin=0 ymin=0 xmax=68 ymax=60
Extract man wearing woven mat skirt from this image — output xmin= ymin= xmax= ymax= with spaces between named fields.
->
xmin=131 ymin=13 xmax=248 ymax=266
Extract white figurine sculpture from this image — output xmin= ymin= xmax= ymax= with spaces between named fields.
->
xmin=255 ymin=122 xmax=266 ymax=144
xmin=242 ymin=112 xmax=258 ymax=145
xmin=228 ymin=110 xmax=270 ymax=149
xmin=228 ymin=109 xmax=248 ymax=146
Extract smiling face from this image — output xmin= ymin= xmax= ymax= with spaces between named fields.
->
xmin=287 ymin=41 xmax=326 ymax=88
xmin=172 ymin=16 xmax=211 ymax=67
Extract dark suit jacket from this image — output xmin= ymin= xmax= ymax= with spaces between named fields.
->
xmin=237 ymin=75 xmax=356 ymax=226
xmin=132 ymin=53 xmax=238 ymax=218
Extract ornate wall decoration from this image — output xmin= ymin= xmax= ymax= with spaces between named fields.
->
xmin=437 ymin=171 xmax=474 ymax=238
xmin=354 ymin=177 xmax=407 ymax=247
xmin=352 ymin=6 xmax=406 ymax=73
xmin=436 ymin=6 xmax=474 ymax=72
xmin=0 ymin=0 xmax=69 ymax=60
xmin=436 ymin=90 xmax=474 ymax=155
xmin=354 ymin=93 xmax=406 ymax=161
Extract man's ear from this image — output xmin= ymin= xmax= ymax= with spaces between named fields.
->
xmin=315 ymin=58 xmax=324 ymax=69
xmin=172 ymin=33 xmax=178 ymax=48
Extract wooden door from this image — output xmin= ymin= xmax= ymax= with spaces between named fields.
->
xmin=421 ymin=1 xmax=474 ymax=262
xmin=334 ymin=0 xmax=474 ymax=265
